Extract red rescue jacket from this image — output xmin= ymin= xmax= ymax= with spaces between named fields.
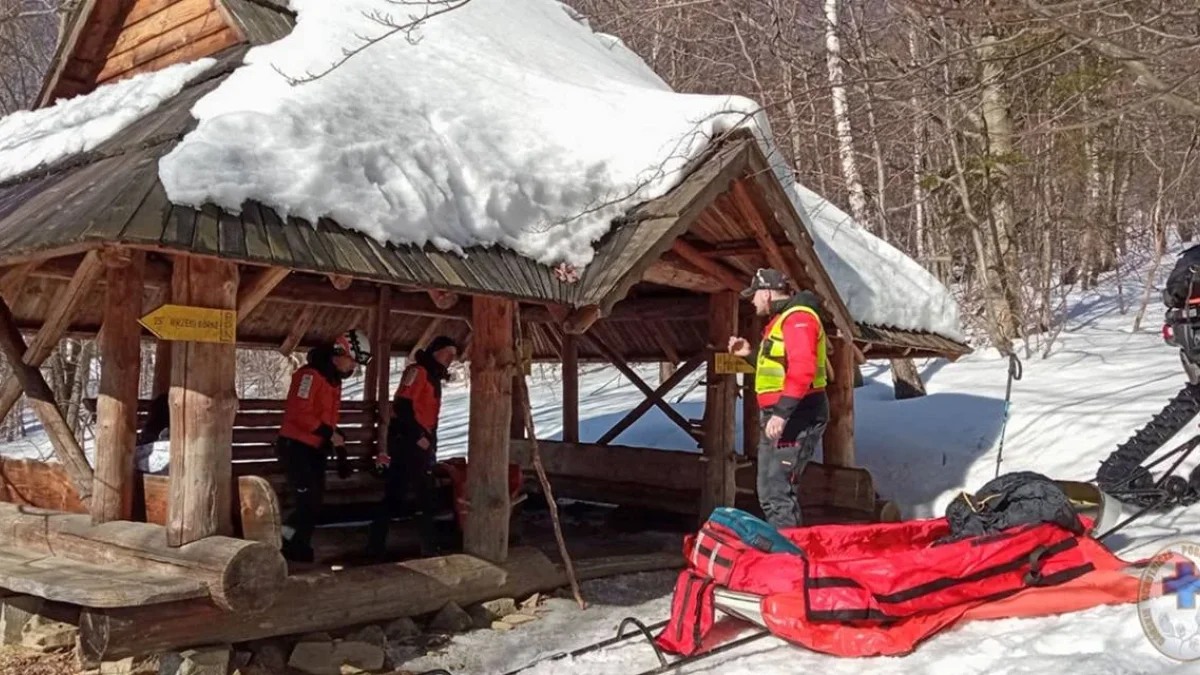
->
xmin=391 ymin=350 xmax=446 ymax=448
xmin=756 ymin=293 xmax=824 ymax=418
xmin=279 ymin=348 xmax=343 ymax=450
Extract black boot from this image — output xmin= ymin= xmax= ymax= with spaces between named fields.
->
xmin=281 ymin=536 xmax=314 ymax=563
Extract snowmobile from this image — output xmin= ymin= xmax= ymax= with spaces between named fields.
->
xmin=1095 ymin=244 xmax=1200 ymax=509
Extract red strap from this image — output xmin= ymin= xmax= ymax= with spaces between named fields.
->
xmin=655 ymin=571 xmax=717 ymax=656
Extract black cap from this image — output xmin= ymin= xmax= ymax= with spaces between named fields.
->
xmin=741 ymin=268 xmax=790 ymax=298
xmin=426 ymin=335 xmax=458 ymax=356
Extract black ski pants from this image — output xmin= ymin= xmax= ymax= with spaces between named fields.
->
xmin=756 ymin=393 xmax=829 ymax=530
xmin=276 ymin=437 xmax=328 ymax=553
xmin=368 ymin=435 xmax=438 ymax=554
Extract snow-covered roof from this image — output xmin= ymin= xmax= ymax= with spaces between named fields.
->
xmin=0 ymin=0 xmax=962 ymax=343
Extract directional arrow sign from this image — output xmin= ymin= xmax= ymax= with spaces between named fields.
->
xmin=714 ymin=352 xmax=755 ymax=375
xmin=139 ymin=304 xmax=236 ymax=344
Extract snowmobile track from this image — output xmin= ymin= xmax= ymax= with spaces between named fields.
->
xmin=1096 ymin=382 xmax=1200 ymax=506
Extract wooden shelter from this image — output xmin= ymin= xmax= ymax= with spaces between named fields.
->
xmin=0 ymin=0 xmax=970 ymax=662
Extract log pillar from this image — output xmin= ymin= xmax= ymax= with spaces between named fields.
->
xmin=152 ymin=342 xmax=172 ymax=398
xmin=561 ymin=334 xmax=578 ymax=444
xmin=700 ymin=291 xmax=738 ymax=521
xmin=373 ymin=286 xmax=393 ymax=455
xmin=167 ymin=256 xmax=239 ymax=546
xmin=822 ymin=336 xmax=856 ymax=467
xmin=740 ymin=311 xmax=761 ymax=460
xmin=91 ymin=250 xmax=145 ymax=523
xmin=464 ymin=296 xmax=515 ymax=563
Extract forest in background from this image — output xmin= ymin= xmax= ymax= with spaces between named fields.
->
xmin=1 ymin=0 xmax=1199 ymax=438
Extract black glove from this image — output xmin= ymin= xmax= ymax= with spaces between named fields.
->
xmin=335 ymin=445 xmax=351 ymax=479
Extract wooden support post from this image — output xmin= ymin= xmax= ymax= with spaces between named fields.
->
xmin=279 ymin=305 xmax=317 ymax=356
xmin=374 ymin=286 xmax=392 ymax=455
xmin=561 ymin=333 xmax=578 ymax=444
xmin=464 ymin=296 xmax=514 ymax=563
xmin=700 ymin=291 xmax=738 ymax=521
xmin=167 ymin=256 xmax=239 ymax=546
xmin=581 ymin=332 xmax=702 ymax=443
xmin=596 ymin=354 xmax=705 ymax=446
xmin=740 ymin=311 xmax=761 ymax=460
xmin=0 ymin=251 xmax=104 ymax=423
xmin=236 ymin=266 xmax=289 ymax=320
xmin=822 ymin=336 xmax=856 ymax=467
xmin=510 ymin=383 xmax=527 ymax=440
xmin=152 ymin=342 xmax=172 ymax=398
xmin=0 ymin=299 xmax=93 ymax=503
xmin=91 ymin=250 xmax=145 ymax=523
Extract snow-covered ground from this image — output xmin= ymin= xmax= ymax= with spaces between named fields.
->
xmin=390 ymin=247 xmax=1200 ymax=675
xmin=5 ymin=248 xmax=1199 ymax=673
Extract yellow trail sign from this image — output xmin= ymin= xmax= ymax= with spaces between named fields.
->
xmin=139 ymin=304 xmax=236 ymax=344
xmin=714 ymin=352 xmax=755 ymax=375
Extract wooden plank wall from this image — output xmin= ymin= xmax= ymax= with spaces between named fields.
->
xmin=97 ymin=0 xmax=241 ymax=85
xmin=54 ymin=0 xmax=243 ymax=97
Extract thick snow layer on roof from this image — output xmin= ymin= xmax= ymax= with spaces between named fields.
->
xmin=786 ymin=182 xmax=965 ymax=341
xmin=157 ymin=0 xmax=960 ymax=340
xmin=158 ymin=0 xmax=764 ymax=268
xmin=0 ymin=58 xmax=215 ymax=185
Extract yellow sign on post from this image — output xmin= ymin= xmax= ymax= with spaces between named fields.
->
xmin=139 ymin=304 xmax=237 ymax=344
xmin=714 ymin=352 xmax=755 ymax=375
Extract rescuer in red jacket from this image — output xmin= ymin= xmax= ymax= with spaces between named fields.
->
xmin=367 ymin=335 xmax=458 ymax=558
xmin=276 ymin=329 xmax=372 ymax=562
xmin=728 ymin=268 xmax=829 ymax=529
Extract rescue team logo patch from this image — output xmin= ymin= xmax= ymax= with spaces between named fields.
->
xmin=400 ymin=366 xmax=419 ymax=387
xmin=296 ymin=373 xmax=314 ymax=400
xmin=1138 ymin=540 xmax=1200 ymax=661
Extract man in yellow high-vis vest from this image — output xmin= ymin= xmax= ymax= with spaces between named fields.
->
xmin=728 ymin=268 xmax=829 ymax=529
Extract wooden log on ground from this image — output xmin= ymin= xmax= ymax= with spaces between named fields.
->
xmin=0 ymin=502 xmax=285 ymax=613
xmin=168 ymin=256 xmax=239 ymax=546
xmin=700 ymin=291 xmax=738 ymax=521
xmin=0 ymin=547 xmax=208 ymax=608
xmin=92 ymin=250 xmax=146 ymax=523
xmin=77 ymin=548 xmax=682 ymax=663
xmin=0 ymin=299 xmax=94 ymax=503
xmin=822 ymin=336 xmax=856 ymax=466
xmin=463 ymin=296 xmax=514 ymax=563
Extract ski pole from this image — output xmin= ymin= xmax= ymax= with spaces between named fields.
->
xmin=994 ymin=353 xmax=1023 ymax=479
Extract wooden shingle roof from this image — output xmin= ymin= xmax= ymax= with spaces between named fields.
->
xmin=3 ymin=7 xmax=971 ymax=361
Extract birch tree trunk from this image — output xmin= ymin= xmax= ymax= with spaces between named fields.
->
xmin=977 ymin=32 xmax=1024 ymax=349
xmin=823 ymin=0 xmax=869 ymax=229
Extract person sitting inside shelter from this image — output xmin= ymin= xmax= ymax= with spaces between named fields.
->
xmin=728 ymin=268 xmax=829 ymax=530
xmin=277 ymin=329 xmax=371 ymax=562
xmin=368 ymin=335 xmax=458 ymax=558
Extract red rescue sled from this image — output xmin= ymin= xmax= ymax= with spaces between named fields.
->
xmin=656 ymin=508 xmax=1144 ymax=658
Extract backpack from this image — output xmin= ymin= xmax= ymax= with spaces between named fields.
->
xmin=1163 ymin=244 xmax=1200 ymax=308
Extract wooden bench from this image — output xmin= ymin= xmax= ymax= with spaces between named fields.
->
xmin=83 ymin=397 xmax=379 ymax=475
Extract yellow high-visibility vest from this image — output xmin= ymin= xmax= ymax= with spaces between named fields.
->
xmin=754 ymin=305 xmax=827 ymax=394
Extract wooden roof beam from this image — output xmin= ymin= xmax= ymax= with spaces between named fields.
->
xmin=237 ymin=266 xmax=290 ymax=320
xmin=642 ymin=255 xmax=726 ymax=293
xmin=670 ymin=239 xmax=748 ymax=293
xmin=731 ymin=180 xmax=797 ymax=284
